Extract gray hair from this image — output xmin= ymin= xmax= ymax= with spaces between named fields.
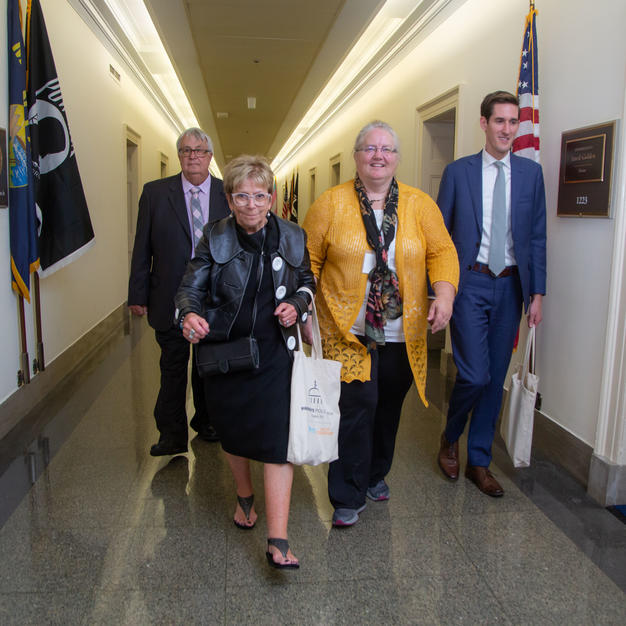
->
xmin=353 ymin=120 xmax=400 ymax=156
xmin=222 ymin=154 xmax=274 ymax=194
xmin=176 ymin=127 xmax=214 ymax=153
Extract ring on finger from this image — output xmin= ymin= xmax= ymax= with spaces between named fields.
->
xmin=189 ymin=328 xmax=196 ymax=339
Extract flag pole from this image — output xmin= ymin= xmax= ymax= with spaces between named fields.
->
xmin=32 ymin=273 xmax=45 ymax=372
xmin=17 ymin=295 xmax=30 ymax=385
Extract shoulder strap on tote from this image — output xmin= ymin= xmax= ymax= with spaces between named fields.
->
xmin=520 ymin=326 xmax=536 ymax=378
xmin=295 ymin=298 xmax=323 ymax=358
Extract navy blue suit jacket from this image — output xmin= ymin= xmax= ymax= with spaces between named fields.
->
xmin=128 ymin=173 xmax=230 ymax=331
xmin=437 ymin=151 xmax=546 ymax=310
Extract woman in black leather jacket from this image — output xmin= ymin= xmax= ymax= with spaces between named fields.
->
xmin=175 ymin=155 xmax=315 ymax=569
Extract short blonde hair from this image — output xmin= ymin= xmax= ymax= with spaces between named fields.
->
xmin=223 ymin=155 xmax=274 ymax=194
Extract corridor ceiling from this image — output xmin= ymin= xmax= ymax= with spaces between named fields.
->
xmin=144 ymin=0 xmax=383 ymax=164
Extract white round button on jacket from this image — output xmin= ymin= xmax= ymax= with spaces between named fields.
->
xmin=275 ymin=285 xmax=287 ymax=299
xmin=272 ymin=257 xmax=283 ymax=271
xmin=287 ymin=336 xmax=296 ymax=350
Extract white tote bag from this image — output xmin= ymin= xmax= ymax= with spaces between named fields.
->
xmin=287 ymin=300 xmax=342 ymax=466
xmin=500 ymin=326 xmax=539 ymax=468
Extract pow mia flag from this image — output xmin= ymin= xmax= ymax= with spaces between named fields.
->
xmin=27 ymin=0 xmax=94 ymax=273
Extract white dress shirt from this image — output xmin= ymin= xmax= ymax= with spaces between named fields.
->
xmin=350 ymin=207 xmax=404 ymax=342
xmin=476 ymin=151 xmax=517 ymax=268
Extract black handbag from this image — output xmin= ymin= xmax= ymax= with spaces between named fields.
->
xmin=195 ymin=229 xmax=265 ymax=378
xmin=196 ymin=336 xmax=259 ymax=376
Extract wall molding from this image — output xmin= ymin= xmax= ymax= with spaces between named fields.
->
xmin=67 ymin=0 xmax=183 ymax=134
xmin=272 ymin=0 xmax=465 ymax=172
xmin=588 ymin=454 xmax=626 ymax=506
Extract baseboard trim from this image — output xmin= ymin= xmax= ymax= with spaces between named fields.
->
xmin=439 ymin=350 xmax=456 ymax=380
xmin=0 ymin=305 xmax=128 ymax=441
xmin=530 ymin=410 xmax=594 ymax=489
xmin=435 ymin=351 xmax=620 ymax=504
xmin=588 ymin=454 xmax=626 ymax=506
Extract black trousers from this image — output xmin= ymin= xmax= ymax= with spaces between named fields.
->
xmin=154 ymin=326 xmax=209 ymax=443
xmin=328 ymin=340 xmax=414 ymax=509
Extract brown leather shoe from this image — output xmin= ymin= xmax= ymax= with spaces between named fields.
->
xmin=465 ymin=465 xmax=504 ymax=497
xmin=438 ymin=433 xmax=459 ymax=480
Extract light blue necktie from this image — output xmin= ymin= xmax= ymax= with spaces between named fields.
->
xmin=190 ymin=188 xmax=204 ymax=247
xmin=488 ymin=161 xmax=506 ymax=276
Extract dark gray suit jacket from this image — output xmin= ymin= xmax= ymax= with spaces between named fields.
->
xmin=128 ymin=172 xmax=230 ymax=331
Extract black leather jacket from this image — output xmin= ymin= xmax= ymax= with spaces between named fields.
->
xmin=175 ymin=214 xmax=315 ymax=354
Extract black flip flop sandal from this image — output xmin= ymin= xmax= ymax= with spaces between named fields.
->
xmin=233 ymin=494 xmax=255 ymax=530
xmin=266 ymin=538 xmax=299 ymax=569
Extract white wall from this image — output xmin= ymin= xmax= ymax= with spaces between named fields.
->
xmin=538 ymin=0 xmax=624 ymax=445
xmin=0 ymin=0 xmax=181 ymax=404
xmin=277 ymin=0 xmax=626 ymax=450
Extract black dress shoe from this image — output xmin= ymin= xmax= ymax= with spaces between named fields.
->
xmin=190 ymin=415 xmax=219 ymax=442
xmin=196 ymin=425 xmax=220 ymax=442
xmin=150 ymin=440 xmax=188 ymax=456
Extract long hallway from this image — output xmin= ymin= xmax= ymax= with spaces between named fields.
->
xmin=0 ymin=318 xmax=624 ymax=624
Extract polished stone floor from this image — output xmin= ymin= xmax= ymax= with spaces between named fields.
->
xmin=0 ymin=318 xmax=625 ymax=625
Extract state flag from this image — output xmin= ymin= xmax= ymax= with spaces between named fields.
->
xmin=8 ymin=0 xmax=39 ymax=301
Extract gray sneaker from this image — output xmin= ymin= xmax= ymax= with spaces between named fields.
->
xmin=332 ymin=504 xmax=366 ymax=527
xmin=366 ymin=479 xmax=390 ymax=501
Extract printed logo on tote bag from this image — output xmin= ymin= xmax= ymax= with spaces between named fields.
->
xmin=302 ymin=381 xmax=336 ymax=436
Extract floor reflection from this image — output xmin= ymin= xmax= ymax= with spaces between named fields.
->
xmin=0 ymin=320 xmax=624 ymax=624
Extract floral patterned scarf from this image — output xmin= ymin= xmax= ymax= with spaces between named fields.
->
xmin=354 ymin=175 xmax=403 ymax=351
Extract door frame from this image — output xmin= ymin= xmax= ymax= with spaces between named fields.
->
xmin=415 ymin=86 xmax=461 ymax=189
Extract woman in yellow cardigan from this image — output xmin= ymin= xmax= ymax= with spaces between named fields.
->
xmin=303 ymin=121 xmax=459 ymax=527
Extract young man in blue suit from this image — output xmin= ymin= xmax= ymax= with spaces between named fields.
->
xmin=128 ymin=128 xmax=230 ymax=456
xmin=436 ymin=91 xmax=546 ymax=496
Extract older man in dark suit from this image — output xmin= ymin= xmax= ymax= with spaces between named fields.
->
xmin=436 ymin=91 xmax=546 ymax=496
xmin=128 ymin=128 xmax=230 ymax=456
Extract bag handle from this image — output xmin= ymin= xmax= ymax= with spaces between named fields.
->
xmin=295 ymin=297 xmax=323 ymax=359
xmin=520 ymin=325 xmax=536 ymax=378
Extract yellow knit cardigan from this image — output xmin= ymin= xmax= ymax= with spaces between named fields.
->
xmin=303 ymin=180 xmax=459 ymax=406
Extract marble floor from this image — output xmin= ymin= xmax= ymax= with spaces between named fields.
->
xmin=0 ymin=318 xmax=625 ymax=625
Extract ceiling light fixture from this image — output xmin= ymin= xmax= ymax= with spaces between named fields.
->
xmin=272 ymin=0 xmax=422 ymax=173
xmin=247 ymin=97 xmax=257 ymax=110
xmin=102 ymin=0 xmax=222 ymax=177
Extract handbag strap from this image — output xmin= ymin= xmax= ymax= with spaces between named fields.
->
xmin=249 ymin=228 xmax=266 ymax=339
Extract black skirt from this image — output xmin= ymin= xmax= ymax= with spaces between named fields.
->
xmin=202 ymin=222 xmax=292 ymax=463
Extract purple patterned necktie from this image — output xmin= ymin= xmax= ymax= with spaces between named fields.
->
xmin=190 ymin=187 xmax=204 ymax=248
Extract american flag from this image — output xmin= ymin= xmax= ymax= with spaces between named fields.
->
xmin=513 ymin=5 xmax=540 ymax=162
xmin=282 ymin=181 xmax=290 ymax=219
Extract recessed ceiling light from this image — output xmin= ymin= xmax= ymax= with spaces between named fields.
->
xmin=247 ymin=97 xmax=256 ymax=110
